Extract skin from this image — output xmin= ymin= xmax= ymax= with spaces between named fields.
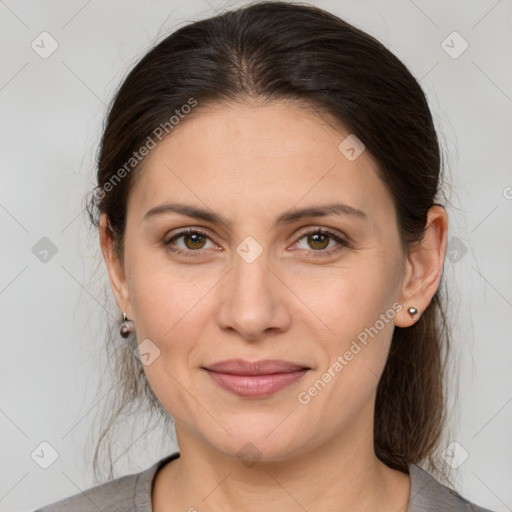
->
xmin=100 ymin=100 xmax=448 ymax=512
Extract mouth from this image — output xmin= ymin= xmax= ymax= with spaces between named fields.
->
xmin=202 ymin=359 xmax=310 ymax=398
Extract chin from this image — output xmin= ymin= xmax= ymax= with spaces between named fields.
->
xmin=203 ymin=426 xmax=309 ymax=465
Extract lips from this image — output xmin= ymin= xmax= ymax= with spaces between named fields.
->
xmin=204 ymin=359 xmax=309 ymax=375
xmin=202 ymin=359 xmax=310 ymax=398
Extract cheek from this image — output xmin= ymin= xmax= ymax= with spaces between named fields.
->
xmin=292 ymin=256 xmax=398 ymax=397
xmin=129 ymin=269 xmax=208 ymax=423
xmin=297 ymin=311 xmax=395 ymax=431
xmin=128 ymin=258 xmax=214 ymax=343
xmin=286 ymin=257 xmax=395 ymax=335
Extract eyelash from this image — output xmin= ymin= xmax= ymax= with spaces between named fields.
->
xmin=162 ymin=227 xmax=350 ymax=258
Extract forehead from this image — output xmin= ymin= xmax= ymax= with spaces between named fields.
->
xmin=127 ymin=101 xmax=394 ymax=227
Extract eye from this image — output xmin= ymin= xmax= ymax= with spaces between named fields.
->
xmin=291 ymin=228 xmax=350 ymax=257
xmin=162 ymin=227 xmax=350 ymax=258
xmin=162 ymin=228 xmax=217 ymax=257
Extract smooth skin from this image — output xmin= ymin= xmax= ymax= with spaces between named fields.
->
xmin=100 ymin=99 xmax=448 ymax=512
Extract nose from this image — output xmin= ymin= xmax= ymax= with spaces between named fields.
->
xmin=215 ymin=247 xmax=291 ymax=342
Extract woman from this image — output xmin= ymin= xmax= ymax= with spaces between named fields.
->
xmin=35 ymin=1 xmax=496 ymax=511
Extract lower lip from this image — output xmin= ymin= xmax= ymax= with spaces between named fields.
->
xmin=205 ymin=369 xmax=309 ymax=398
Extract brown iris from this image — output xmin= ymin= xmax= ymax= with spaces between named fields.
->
xmin=307 ymin=232 xmax=330 ymax=250
xmin=183 ymin=232 xmax=207 ymax=250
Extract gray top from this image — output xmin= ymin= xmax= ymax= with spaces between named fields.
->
xmin=34 ymin=451 xmax=496 ymax=512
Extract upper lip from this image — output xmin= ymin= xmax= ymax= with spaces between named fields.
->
xmin=203 ymin=359 xmax=309 ymax=375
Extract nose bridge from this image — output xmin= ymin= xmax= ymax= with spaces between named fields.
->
xmin=231 ymin=234 xmax=272 ymax=302
xmin=216 ymin=233 xmax=287 ymax=339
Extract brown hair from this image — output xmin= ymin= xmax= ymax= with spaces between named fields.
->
xmin=85 ymin=0 xmax=454 ymax=486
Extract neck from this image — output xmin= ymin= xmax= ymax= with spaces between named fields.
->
xmin=153 ymin=421 xmax=411 ymax=512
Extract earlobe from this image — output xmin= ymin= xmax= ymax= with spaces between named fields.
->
xmin=99 ymin=213 xmax=131 ymax=315
xmin=395 ymin=205 xmax=448 ymax=328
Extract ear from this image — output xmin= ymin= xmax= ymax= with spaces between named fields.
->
xmin=99 ymin=213 xmax=132 ymax=317
xmin=395 ymin=205 xmax=448 ymax=327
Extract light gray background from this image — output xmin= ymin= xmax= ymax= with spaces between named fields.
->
xmin=1 ymin=1 xmax=511 ymax=511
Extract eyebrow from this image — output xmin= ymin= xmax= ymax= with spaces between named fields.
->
xmin=143 ymin=201 xmax=368 ymax=229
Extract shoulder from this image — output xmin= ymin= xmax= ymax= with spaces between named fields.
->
xmin=32 ymin=472 xmax=140 ymax=512
xmin=408 ymin=463 xmax=497 ymax=512
xmin=32 ymin=452 xmax=180 ymax=512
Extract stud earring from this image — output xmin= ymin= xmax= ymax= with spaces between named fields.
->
xmin=120 ymin=312 xmax=134 ymax=338
xmin=407 ymin=306 xmax=418 ymax=316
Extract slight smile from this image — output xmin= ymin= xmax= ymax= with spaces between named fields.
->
xmin=202 ymin=359 xmax=311 ymax=398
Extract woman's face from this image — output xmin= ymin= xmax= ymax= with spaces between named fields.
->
xmin=106 ymin=101 xmax=413 ymax=461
